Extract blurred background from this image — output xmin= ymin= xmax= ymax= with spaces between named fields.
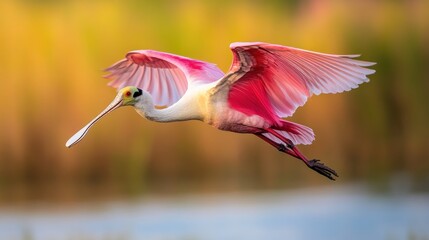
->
xmin=0 ymin=0 xmax=428 ymax=239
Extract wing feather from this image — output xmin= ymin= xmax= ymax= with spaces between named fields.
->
xmin=105 ymin=50 xmax=224 ymax=106
xmin=219 ymin=42 xmax=376 ymax=119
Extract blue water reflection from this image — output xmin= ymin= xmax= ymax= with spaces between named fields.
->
xmin=1 ymin=185 xmax=428 ymax=240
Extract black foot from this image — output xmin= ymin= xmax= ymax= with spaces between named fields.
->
xmin=307 ymin=159 xmax=339 ymax=181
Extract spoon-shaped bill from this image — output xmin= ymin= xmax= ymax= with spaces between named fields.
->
xmin=66 ymin=96 xmax=123 ymax=148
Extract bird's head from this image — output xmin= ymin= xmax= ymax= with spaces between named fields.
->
xmin=65 ymin=86 xmax=143 ymax=148
xmin=119 ymin=86 xmax=143 ymax=106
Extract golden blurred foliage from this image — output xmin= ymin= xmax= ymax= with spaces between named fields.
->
xmin=0 ymin=0 xmax=428 ymax=202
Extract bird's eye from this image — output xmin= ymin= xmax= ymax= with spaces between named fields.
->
xmin=125 ymin=91 xmax=131 ymax=97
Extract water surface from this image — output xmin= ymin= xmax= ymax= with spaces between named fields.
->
xmin=0 ymin=185 xmax=428 ymax=240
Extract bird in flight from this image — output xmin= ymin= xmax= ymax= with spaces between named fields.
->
xmin=66 ymin=42 xmax=375 ymax=180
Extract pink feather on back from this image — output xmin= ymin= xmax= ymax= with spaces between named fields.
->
xmin=228 ymin=72 xmax=280 ymax=126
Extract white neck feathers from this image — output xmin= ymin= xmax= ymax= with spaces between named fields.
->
xmin=134 ymin=91 xmax=204 ymax=123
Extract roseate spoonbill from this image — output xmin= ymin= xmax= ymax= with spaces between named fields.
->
xmin=66 ymin=42 xmax=375 ymax=180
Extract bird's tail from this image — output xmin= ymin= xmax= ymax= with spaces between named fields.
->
xmin=263 ymin=120 xmax=315 ymax=145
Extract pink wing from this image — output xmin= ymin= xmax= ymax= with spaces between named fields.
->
xmin=220 ymin=42 xmax=376 ymax=120
xmin=105 ymin=50 xmax=224 ymax=106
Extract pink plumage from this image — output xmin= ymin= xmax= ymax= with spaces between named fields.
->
xmin=105 ymin=49 xmax=224 ymax=106
xmin=223 ymin=42 xmax=375 ymax=147
xmin=68 ymin=42 xmax=375 ymax=180
xmin=227 ymin=42 xmax=374 ymax=118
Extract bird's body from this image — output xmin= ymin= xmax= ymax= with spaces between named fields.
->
xmin=66 ymin=42 xmax=375 ymax=180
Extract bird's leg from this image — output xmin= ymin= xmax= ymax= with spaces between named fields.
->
xmin=255 ymin=133 xmax=300 ymax=158
xmin=257 ymin=131 xmax=338 ymax=180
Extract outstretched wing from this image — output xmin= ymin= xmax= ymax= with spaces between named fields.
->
xmin=218 ymin=42 xmax=376 ymax=121
xmin=105 ymin=50 xmax=224 ymax=106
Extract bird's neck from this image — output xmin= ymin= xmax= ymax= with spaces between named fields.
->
xmin=139 ymin=106 xmax=181 ymax=123
xmin=134 ymin=94 xmax=202 ymax=123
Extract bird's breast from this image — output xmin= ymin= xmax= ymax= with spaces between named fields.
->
xmin=202 ymin=85 xmax=270 ymax=133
